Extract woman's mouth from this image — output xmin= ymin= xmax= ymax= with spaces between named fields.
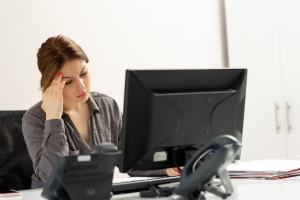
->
xmin=77 ymin=92 xmax=87 ymax=98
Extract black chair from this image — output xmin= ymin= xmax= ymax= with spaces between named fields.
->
xmin=0 ymin=111 xmax=34 ymax=192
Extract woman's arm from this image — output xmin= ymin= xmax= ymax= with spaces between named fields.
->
xmin=22 ymin=114 xmax=69 ymax=184
xmin=23 ymin=71 xmax=68 ymax=185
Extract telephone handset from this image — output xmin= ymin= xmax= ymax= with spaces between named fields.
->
xmin=175 ymin=135 xmax=242 ymax=199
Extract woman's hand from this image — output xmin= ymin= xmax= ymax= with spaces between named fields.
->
xmin=166 ymin=167 xmax=184 ymax=176
xmin=41 ymin=72 xmax=66 ymax=120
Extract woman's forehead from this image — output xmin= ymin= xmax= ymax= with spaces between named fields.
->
xmin=60 ymin=59 xmax=87 ymax=74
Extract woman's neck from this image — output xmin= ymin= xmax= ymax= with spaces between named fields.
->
xmin=63 ymin=101 xmax=88 ymax=113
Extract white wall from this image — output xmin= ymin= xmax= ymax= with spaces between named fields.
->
xmin=0 ymin=0 xmax=226 ymax=111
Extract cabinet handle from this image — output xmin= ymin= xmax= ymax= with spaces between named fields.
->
xmin=286 ymin=102 xmax=292 ymax=133
xmin=275 ymin=102 xmax=280 ymax=133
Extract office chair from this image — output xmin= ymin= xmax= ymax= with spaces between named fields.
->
xmin=0 ymin=111 xmax=34 ymax=192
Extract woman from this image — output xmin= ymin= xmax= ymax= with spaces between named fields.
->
xmin=22 ymin=35 xmax=181 ymax=189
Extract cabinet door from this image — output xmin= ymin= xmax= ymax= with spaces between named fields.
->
xmin=278 ymin=0 xmax=300 ymax=159
xmin=226 ymin=0 xmax=287 ymax=160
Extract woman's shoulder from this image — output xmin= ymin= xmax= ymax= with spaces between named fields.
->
xmin=90 ymin=91 xmax=114 ymax=99
xmin=90 ymin=91 xmax=118 ymax=106
xmin=89 ymin=91 xmax=121 ymax=115
xmin=22 ymin=101 xmax=45 ymax=123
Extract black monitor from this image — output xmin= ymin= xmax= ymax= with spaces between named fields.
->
xmin=119 ymin=69 xmax=247 ymax=173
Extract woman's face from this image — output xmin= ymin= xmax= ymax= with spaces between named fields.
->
xmin=60 ymin=59 xmax=91 ymax=104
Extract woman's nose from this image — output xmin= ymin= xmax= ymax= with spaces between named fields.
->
xmin=76 ymin=78 xmax=85 ymax=90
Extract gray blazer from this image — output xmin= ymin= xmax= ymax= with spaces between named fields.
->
xmin=22 ymin=91 xmax=166 ymax=188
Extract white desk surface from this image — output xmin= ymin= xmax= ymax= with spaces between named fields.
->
xmin=13 ymin=178 xmax=300 ymax=200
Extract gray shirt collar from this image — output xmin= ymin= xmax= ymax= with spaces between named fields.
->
xmin=87 ymin=94 xmax=100 ymax=116
xmin=61 ymin=94 xmax=100 ymax=117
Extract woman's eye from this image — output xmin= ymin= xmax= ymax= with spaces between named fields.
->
xmin=64 ymin=71 xmax=87 ymax=85
xmin=80 ymin=71 xmax=88 ymax=76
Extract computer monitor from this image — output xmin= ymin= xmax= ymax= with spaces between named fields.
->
xmin=119 ymin=69 xmax=247 ymax=173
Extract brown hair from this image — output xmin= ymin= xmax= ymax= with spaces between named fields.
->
xmin=37 ymin=35 xmax=89 ymax=92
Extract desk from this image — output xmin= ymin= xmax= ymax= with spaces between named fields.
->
xmin=18 ymin=178 xmax=300 ymax=200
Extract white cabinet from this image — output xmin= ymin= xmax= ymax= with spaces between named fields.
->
xmin=278 ymin=0 xmax=300 ymax=159
xmin=225 ymin=0 xmax=300 ymax=160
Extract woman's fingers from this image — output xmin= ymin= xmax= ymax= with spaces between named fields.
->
xmin=47 ymin=72 xmax=66 ymax=94
xmin=166 ymin=168 xmax=181 ymax=176
xmin=55 ymin=72 xmax=63 ymax=86
xmin=173 ymin=170 xmax=180 ymax=176
xmin=50 ymin=72 xmax=62 ymax=87
xmin=173 ymin=167 xmax=184 ymax=173
xmin=59 ymin=79 xmax=66 ymax=91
